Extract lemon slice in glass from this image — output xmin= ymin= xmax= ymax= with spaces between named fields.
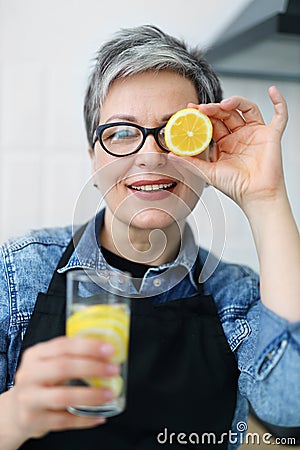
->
xmin=86 ymin=375 xmax=124 ymax=397
xmin=67 ymin=304 xmax=129 ymax=364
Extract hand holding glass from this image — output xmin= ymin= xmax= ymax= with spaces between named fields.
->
xmin=66 ymin=269 xmax=131 ymax=417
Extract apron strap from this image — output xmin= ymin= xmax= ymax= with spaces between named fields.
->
xmin=193 ymin=251 xmax=203 ymax=294
xmin=16 ymin=224 xmax=87 ymax=367
xmin=46 ymin=224 xmax=87 ymax=296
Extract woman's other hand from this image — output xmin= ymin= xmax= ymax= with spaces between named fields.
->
xmin=2 ymin=336 xmax=118 ymax=446
xmin=184 ymin=86 xmax=288 ymax=214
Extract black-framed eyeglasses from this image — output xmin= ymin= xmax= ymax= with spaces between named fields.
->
xmin=92 ymin=122 xmax=170 ymax=157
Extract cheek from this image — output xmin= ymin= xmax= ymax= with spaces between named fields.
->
xmin=92 ymin=148 xmax=111 ymax=171
xmin=180 ymin=169 xmax=206 ymax=204
xmin=180 ymin=184 xmax=203 ymax=216
xmin=92 ymin=153 xmax=132 ymax=199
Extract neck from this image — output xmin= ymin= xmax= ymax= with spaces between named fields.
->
xmin=100 ymin=209 xmax=185 ymax=266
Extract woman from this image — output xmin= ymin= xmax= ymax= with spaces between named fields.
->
xmin=0 ymin=25 xmax=299 ymax=449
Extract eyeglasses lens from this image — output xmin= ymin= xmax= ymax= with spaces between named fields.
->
xmin=101 ymin=125 xmax=143 ymax=155
xmin=157 ymin=127 xmax=167 ymax=149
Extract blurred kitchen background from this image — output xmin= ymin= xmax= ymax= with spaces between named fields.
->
xmin=0 ymin=0 xmax=299 ymax=273
xmin=0 ymin=0 xmax=299 ymax=446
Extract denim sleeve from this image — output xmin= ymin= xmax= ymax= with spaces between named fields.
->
xmin=0 ymin=245 xmax=10 ymax=393
xmin=238 ymin=298 xmax=300 ymax=426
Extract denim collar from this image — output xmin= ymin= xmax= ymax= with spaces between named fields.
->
xmin=58 ymin=209 xmax=199 ymax=292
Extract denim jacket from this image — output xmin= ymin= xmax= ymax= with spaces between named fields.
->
xmin=0 ymin=209 xmax=300 ymax=449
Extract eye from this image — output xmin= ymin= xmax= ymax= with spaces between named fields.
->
xmin=159 ymin=127 xmax=166 ymax=138
xmin=158 ymin=126 xmax=169 ymax=149
xmin=109 ymin=127 xmax=139 ymax=142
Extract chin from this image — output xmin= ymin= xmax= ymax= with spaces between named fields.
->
xmin=129 ymin=209 xmax=181 ymax=231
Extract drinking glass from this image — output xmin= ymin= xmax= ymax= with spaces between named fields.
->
xmin=66 ymin=269 xmax=131 ymax=417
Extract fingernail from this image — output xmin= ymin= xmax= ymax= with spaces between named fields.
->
xmin=94 ymin=417 xmax=106 ymax=424
xmin=99 ymin=342 xmax=114 ymax=355
xmin=102 ymin=388 xmax=114 ymax=401
xmin=221 ymin=97 xmax=232 ymax=104
xmin=105 ymin=363 xmax=120 ymax=375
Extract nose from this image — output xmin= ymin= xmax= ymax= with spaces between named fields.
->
xmin=134 ymin=135 xmax=167 ymax=170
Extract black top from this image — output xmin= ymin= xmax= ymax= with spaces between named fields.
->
xmin=101 ymin=247 xmax=156 ymax=289
xmin=101 ymin=246 xmax=153 ymax=278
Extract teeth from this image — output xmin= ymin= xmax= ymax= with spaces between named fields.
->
xmin=130 ymin=182 xmax=175 ymax=192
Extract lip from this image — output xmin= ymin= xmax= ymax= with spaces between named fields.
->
xmin=127 ymin=178 xmax=177 ymax=187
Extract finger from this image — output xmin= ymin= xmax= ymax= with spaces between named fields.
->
xmin=188 ymin=102 xmax=244 ymax=127
xmin=22 ymin=336 xmax=115 ymax=363
xmin=19 ymin=356 xmax=119 ymax=385
xmin=48 ymin=411 xmax=106 ymax=431
xmin=22 ymin=385 xmax=115 ymax=410
xmin=187 ymin=103 xmax=230 ymax=141
xmin=209 ymin=117 xmax=231 ymax=142
xmin=190 ymin=103 xmax=246 ymax=133
xmin=23 ymin=409 xmax=106 ymax=434
xmin=219 ymin=96 xmax=264 ymax=125
xmin=268 ymin=85 xmax=288 ymax=134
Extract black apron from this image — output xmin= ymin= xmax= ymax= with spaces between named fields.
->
xmin=18 ymin=227 xmax=239 ymax=449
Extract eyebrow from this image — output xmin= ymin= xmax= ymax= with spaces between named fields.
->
xmin=105 ymin=112 xmax=177 ymax=124
xmin=105 ymin=114 xmax=137 ymax=123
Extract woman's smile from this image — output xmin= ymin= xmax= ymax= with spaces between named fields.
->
xmin=126 ymin=178 xmax=177 ymax=200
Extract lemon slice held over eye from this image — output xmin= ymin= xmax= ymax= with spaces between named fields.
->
xmin=165 ymin=108 xmax=212 ymax=156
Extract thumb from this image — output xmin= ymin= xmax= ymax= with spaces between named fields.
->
xmin=269 ymin=86 xmax=288 ymax=135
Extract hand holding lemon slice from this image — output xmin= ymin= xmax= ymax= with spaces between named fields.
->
xmin=165 ymin=108 xmax=212 ymax=156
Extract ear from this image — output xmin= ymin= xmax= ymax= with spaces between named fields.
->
xmin=88 ymin=147 xmax=96 ymax=171
xmin=88 ymin=147 xmax=94 ymax=160
xmin=88 ymin=147 xmax=99 ymax=188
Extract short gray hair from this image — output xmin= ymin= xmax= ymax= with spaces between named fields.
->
xmin=84 ymin=25 xmax=222 ymax=148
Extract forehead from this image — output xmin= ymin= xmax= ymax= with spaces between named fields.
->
xmin=99 ymin=71 xmax=199 ymax=123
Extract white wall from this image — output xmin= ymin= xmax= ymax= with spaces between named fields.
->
xmin=0 ymin=0 xmax=299 ymax=272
